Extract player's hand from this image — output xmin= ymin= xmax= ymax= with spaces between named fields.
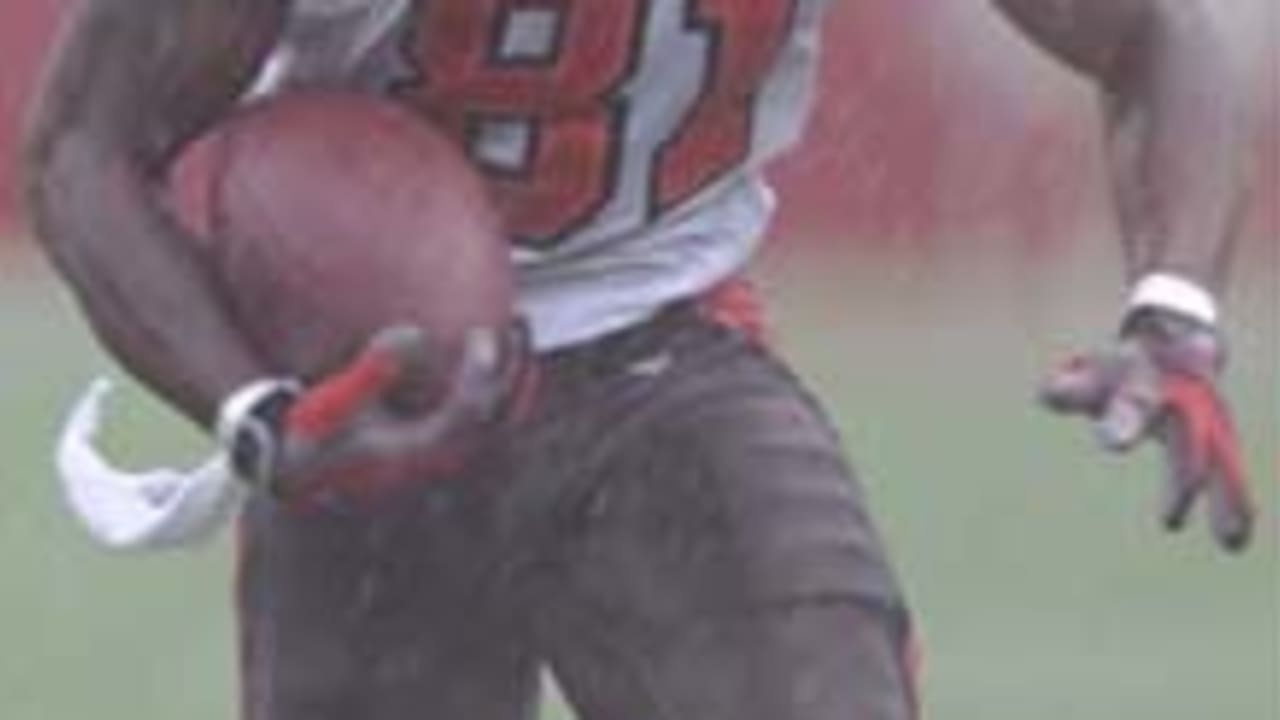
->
xmin=1040 ymin=303 xmax=1253 ymax=552
xmin=219 ymin=323 xmax=530 ymax=508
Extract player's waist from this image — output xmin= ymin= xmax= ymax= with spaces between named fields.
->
xmin=539 ymin=277 xmax=766 ymax=363
xmin=513 ymin=178 xmax=774 ymax=352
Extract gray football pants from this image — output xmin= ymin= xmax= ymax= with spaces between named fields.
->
xmin=237 ymin=305 xmax=918 ymax=720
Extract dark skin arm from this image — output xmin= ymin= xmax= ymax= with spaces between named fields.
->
xmin=23 ymin=0 xmax=291 ymax=426
xmin=995 ymin=1 xmax=1254 ymax=551
xmin=992 ymin=0 xmax=1247 ymax=293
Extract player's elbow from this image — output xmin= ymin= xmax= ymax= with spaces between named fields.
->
xmin=997 ymin=0 xmax=1234 ymax=101
xmin=1102 ymin=1 xmax=1233 ymax=100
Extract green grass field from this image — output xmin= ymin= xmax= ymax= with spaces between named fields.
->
xmin=1 ymin=246 xmax=1275 ymax=719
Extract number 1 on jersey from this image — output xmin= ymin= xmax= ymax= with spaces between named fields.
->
xmin=654 ymin=0 xmax=798 ymax=214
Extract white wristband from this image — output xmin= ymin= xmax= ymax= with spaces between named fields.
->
xmin=1127 ymin=273 xmax=1218 ymax=327
xmin=215 ymin=378 xmax=301 ymax=448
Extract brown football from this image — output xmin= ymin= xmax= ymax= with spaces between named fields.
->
xmin=172 ymin=90 xmax=512 ymax=402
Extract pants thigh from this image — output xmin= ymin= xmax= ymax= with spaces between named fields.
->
xmin=237 ymin=481 xmax=540 ymax=720
xmin=540 ymin=335 xmax=917 ymax=720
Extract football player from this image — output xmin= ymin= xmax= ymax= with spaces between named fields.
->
xmin=24 ymin=1 xmax=1253 ymax=718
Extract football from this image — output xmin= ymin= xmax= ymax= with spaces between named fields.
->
xmin=171 ymin=90 xmax=512 ymax=402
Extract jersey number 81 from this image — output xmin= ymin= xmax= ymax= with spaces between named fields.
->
xmin=399 ymin=0 xmax=799 ymax=249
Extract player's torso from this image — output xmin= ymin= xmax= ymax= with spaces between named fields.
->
xmin=262 ymin=0 xmax=830 ymax=347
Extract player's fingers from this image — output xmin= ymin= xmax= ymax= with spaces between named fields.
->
xmin=364 ymin=324 xmax=430 ymax=366
xmin=368 ymin=324 xmax=445 ymax=408
xmin=1095 ymin=380 xmax=1160 ymax=452
xmin=1083 ymin=347 xmax=1159 ymax=451
xmin=279 ymin=407 xmax=456 ymax=505
xmin=286 ymin=326 xmax=424 ymax=442
xmin=1201 ymin=407 xmax=1252 ymax=552
xmin=1206 ymin=462 xmax=1253 ymax=552
xmin=441 ymin=326 xmax=507 ymax=416
xmin=1040 ymin=355 xmax=1109 ymax=415
xmin=1158 ymin=373 xmax=1252 ymax=549
xmin=1155 ymin=414 xmax=1202 ymax=533
xmin=494 ymin=319 xmax=540 ymax=423
xmin=439 ymin=321 xmax=534 ymax=419
xmin=350 ymin=326 xmax=512 ymax=456
xmin=1040 ymin=353 xmax=1127 ymax=416
xmin=283 ymin=324 xmax=532 ymax=506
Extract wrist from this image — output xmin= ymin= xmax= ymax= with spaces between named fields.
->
xmin=217 ymin=378 xmax=302 ymax=490
xmin=1126 ymin=272 xmax=1219 ymax=328
xmin=1121 ymin=277 xmax=1226 ymax=376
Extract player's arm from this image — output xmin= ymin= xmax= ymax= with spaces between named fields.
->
xmin=23 ymin=0 xmax=290 ymax=426
xmin=26 ymin=0 xmax=525 ymax=505
xmin=993 ymin=0 xmax=1253 ymax=550
xmin=993 ymin=0 xmax=1247 ymax=289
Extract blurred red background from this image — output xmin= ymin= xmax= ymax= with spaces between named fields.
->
xmin=1 ymin=0 xmax=1274 ymax=254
